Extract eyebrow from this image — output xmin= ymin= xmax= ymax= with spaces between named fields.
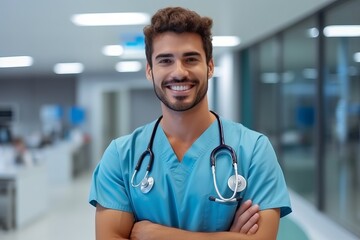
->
xmin=183 ymin=51 xmax=201 ymax=57
xmin=155 ymin=53 xmax=173 ymax=61
xmin=154 ymin=51 xmax=202 ymax=61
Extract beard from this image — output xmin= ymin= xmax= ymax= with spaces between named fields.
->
xmin=152 ymin=76 xmax=208 ymax=112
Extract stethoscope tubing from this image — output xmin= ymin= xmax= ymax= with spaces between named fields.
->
xmin=131 ymin=111 xmax=246 ymax=202
xmin=131 ymin=116 xmax=162 ymax=188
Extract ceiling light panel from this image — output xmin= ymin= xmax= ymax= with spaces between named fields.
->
xmin=71 ymin=13 xmax=150 ymax=26
xmin=102 ymin=45 xmax=124 ymax=56
xmin=354 ymin=52 xmax=360 ymax=63
xmin=324 ymin=25 xmax=360 ymax=37
xmin=0 ymin=56 xmax=33 ymax=68
xmin=115 ymin=61 xmax=142 ymax=72
xmin=212 ymin=36 xmax=241 ymax=47
xmin=54 ymin=63 xmax=84 ymax=74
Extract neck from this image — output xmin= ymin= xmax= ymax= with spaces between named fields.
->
xmin=161 ymin=106 xmax=215 ymax=136
xmin=160 ymin=106 xmax=215 ymax=161
xmin=160 ymin=100 xmax=215 ymax=142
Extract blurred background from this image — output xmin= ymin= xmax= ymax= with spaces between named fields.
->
xmin=0 ymin=0 xmax=359 ymax=239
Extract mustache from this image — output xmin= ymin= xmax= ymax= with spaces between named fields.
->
xmin=162 ymin=77 xmax=198 ymax=86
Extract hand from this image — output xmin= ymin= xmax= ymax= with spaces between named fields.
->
xmin=131 ymin=220 xmax=157 ymax=240
xmin=230 ymin=200 xmax=260 ymax=234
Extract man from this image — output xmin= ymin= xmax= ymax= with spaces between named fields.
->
xmin=89 ymin=7 xmax=291 ymax=239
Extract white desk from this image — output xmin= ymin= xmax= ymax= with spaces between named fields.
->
xmin=0 ymin=164 xmax=48 ymax=229
xmin=43 ymin=141 xmax=89 ymax=186
xmin=0 ymin=176 xmax=15 ymax=230
xmin=0 ymin=139 xmax=89 ymax=230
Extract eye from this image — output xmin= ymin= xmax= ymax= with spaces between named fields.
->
xmin=158 ymin=58 xmax=173 ymax=64
xmin=185 ymin=57 xmax=199 ymax=63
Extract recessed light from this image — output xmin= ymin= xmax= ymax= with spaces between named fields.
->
xmin=307 ymin=28 xmax=319 ymax=38
xmin=212 ymin=36 xmax=240 ymax=47
xmin=71 ymin=12 xmax=150 ymax=26
xmin=0 ymin=56 xmax=33 ymax=68
xmin=54 ymin=63 xmax=84 ymax=74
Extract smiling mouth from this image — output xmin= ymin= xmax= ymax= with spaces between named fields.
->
xmin=169 ymin=85 xmax=192 ymax=91
xmin=165 ymin=80 xmax=196 ymax=92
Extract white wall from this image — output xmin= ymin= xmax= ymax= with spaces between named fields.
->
xmin=77 ymin=74 xmax=160 ymax=167
xmin=215 ymin=52 xmax=241 ymax=122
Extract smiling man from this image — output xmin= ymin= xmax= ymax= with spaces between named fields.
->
xmin=89 ymin=7 xmax=292 ymax=240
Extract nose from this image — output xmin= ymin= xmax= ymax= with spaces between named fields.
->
xmin=171 ymin=61 xmax=189 ymax=79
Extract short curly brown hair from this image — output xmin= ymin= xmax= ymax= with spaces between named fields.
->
xmin=143 ymin=7 xmax=213 ymax=68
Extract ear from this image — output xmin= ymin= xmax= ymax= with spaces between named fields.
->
xmin=145 ymin=63 xmax=153 ymax=81
xmin=207 ymin=59 xmax=215 ymax=79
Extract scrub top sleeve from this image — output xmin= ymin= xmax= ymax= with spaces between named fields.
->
xmin=89 ymin=140 xmax=133 ymax=213
xmin=244 ymin=135 xmax=292 ymax=218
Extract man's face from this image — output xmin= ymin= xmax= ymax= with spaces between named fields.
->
xmin=146 ymin=32 xmax=214 ymax=112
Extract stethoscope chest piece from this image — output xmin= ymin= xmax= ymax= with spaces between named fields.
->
xmin=228 ymin=174 xmax=247 ymax=192
xmin=140 ymin=177 xmax=154 ymax=194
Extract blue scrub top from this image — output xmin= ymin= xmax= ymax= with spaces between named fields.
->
xmin=89 ymin=117 xmax=292 ymax=232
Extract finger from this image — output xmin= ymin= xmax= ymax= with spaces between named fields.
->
xmin=240 ymin=212 xmax=260 ymax=234
xmin=247 ymin=223 xmax=259 ymax=235
xmin=229 ymin=201 xmax=251 ymax=232
xmin=230 ymin=204 xmax=259 ymax=232
xmin=237 ymin=204 xmax=259 ymax=227
xmin=234 ymin=200 xmax=252 ymax=219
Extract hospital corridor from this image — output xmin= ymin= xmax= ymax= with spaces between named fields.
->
xmin=1 ymin=0 xmax=360 ymax=239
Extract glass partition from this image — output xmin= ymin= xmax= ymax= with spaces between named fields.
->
xmin=255 ymin=37 xmax=280 ymax=149
xmin=241 ymin=1 xmax=360 ymax=237
xmin=324 ymin=0 xmax=360 ymax=235
xmin=281 ymin=18 xmax=318 ymax=203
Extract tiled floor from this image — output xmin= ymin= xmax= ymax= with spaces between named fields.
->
xmin=0 ymin=171 xmax=95 ymax=240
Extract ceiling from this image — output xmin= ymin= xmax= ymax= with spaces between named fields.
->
xmin=0 ymin=0 xmax=335 ymax=77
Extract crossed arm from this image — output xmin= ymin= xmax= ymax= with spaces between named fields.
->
xmin=95 ymin=200 xmax=280 ymax=240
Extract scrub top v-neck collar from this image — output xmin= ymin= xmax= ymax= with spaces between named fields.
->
xmin=153 ymin=120 xmax=219 ymax=178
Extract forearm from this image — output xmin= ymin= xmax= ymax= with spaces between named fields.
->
xmin=131 ymin=221 xmax=270 ymax=240
xmin=131 ymin=209 xmax=279 ymax=240
xmin=151 ymin=226 xmax=257 ymax=240
xmin=95 ymin=205 xmax=134 ymax=240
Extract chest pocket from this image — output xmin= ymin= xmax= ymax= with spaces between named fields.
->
xmin=203 ymin=151 xmax=243 ymax=231
xmin=214 ymin=202 xmax=238 ymax=231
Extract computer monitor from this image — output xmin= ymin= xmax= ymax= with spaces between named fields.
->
xmin=0 ymin=106 xmax=14 ymax=123
xmin=0 ymin=124 xmax=12 ymax=144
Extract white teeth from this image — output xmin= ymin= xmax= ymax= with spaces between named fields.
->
xmin=170 ymin=85 xmax=190 ymax=91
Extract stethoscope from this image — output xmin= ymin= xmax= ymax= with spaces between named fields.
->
xmin=130 ymin=111 xmax=247 ymax=203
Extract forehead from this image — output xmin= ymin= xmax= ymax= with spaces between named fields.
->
xmin=151 ymin=32 xmax=205 ymax=58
